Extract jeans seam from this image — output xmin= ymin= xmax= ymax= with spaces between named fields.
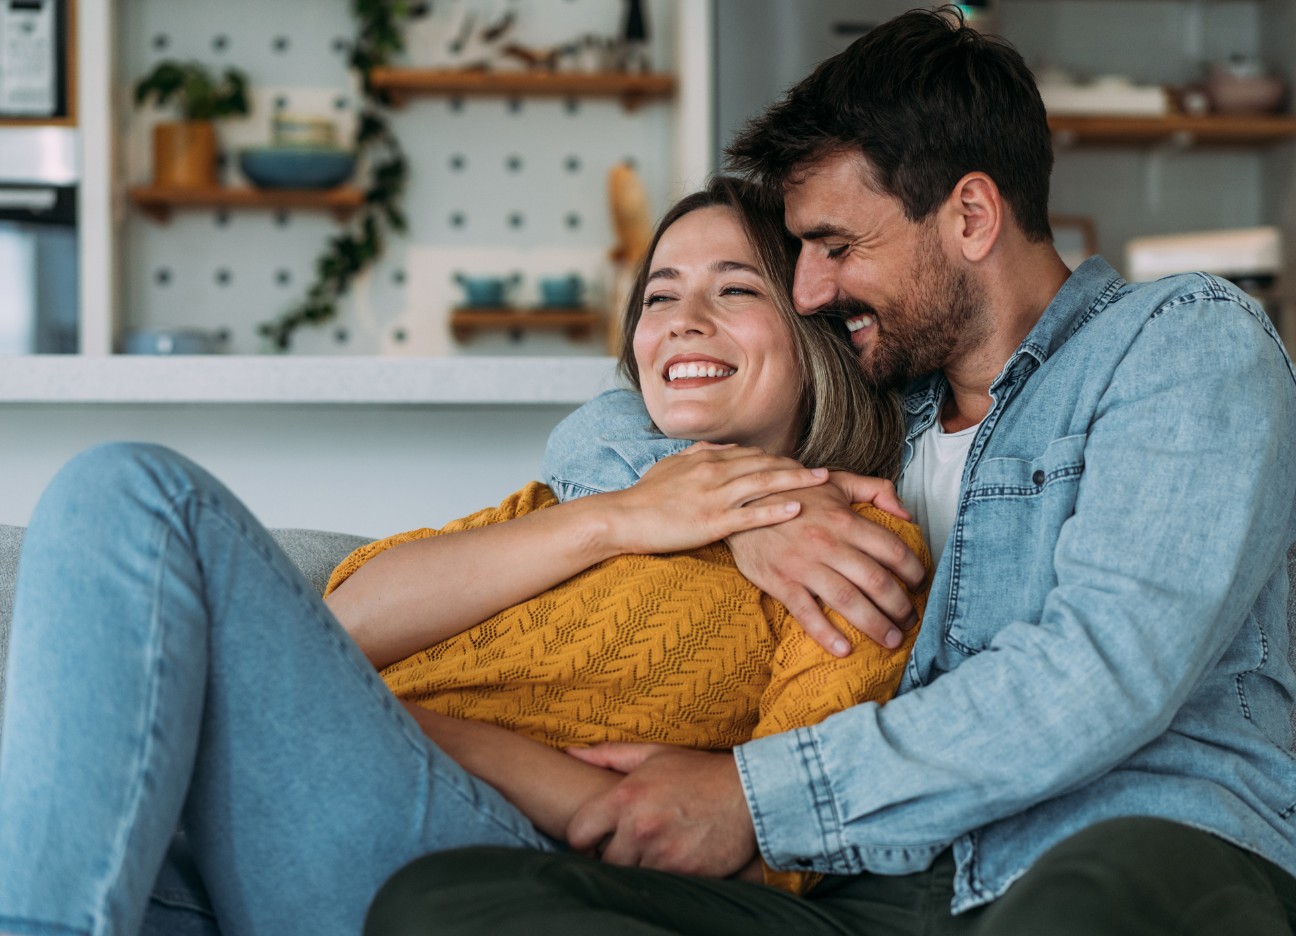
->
xmin=90 ymin=508 xmax=178 ymax=934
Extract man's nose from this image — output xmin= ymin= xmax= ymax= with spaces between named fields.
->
xmin=792 ymin=251 xmax=837 ymax=316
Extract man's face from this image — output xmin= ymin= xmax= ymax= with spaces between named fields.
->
xmin=783 ymin=150 xmax=988 ymax=388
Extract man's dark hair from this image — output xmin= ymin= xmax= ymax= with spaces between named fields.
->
xmin=726 ymin=6 xmax=1054 ymax=242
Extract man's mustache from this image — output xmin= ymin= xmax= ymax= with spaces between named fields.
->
xmin=808 ymin=298 xmax=877 ymax=321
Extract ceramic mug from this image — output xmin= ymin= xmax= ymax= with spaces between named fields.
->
xmin=454 ymin=272 xmax=521 ymax=308
xmin=538 ymin=274 xmax=584 ymax=308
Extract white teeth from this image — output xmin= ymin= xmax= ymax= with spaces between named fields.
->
xmin=667 ymin=362 xmax=737 ymax=381
xmin=846 ymin=314 xmax=876 ymax=333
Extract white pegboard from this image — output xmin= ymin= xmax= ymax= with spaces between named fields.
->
xmin=119 ymin=0 xmax=677 ymax=356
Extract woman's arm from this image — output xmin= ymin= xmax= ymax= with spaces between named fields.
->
xmin=327 ymin=445 xmax=830 ymax=669
xmin=399 ymin=702 xmax=620 ymax=840
xmin=404 ymin=703 xmax=764 ymax=883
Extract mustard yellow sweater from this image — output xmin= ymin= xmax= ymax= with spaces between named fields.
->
xmin=326 ymin=481 xmax=930 ymax=893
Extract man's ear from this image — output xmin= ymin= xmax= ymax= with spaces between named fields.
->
xmin=945 ymin=172 xmax=1001 ymax=263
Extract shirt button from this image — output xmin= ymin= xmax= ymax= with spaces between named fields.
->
xmin=1032 ymin=469 xmax=1046 ymax=485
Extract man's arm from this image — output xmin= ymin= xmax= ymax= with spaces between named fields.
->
xmin=566 ymin=293 xmax=1296 ymax=878
xmin=544 ymin=389 xmax=926 ymax=652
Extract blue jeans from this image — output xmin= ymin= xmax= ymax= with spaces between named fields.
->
xmin=0 ymin=443 xmax=557 ymax=936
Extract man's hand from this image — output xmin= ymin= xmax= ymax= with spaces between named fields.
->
xmin=729 ymin=473 xmax=926 ymax=656
xmin=564 ymin=744 xmax=758 ymax=877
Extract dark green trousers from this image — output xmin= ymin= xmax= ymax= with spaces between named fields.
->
xmin=364 ymin=818 xmax=1296 ymax=936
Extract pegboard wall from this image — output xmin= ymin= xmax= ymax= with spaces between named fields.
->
xmin=119 ymin=0 xmax=678 ymax=356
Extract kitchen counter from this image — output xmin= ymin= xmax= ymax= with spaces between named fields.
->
xmin=0 ymin=355 xmax=619 ymax=404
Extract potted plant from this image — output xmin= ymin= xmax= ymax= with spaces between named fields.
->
xmin=134 ymin=61 xmax=250 ymax=190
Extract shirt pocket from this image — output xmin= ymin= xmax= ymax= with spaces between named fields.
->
xmin=942 ymin=433 xmax=1087 ymax=654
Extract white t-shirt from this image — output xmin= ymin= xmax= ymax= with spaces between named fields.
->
xmin=897 ymin=414 xmax=979 ymax=567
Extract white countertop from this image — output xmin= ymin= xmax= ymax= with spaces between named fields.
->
xmin=0 ymin=355 xmax=620 ymax=404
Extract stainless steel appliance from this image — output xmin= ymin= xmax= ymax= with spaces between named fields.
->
xmin=0 ymin=125 xmax=78 ymax=354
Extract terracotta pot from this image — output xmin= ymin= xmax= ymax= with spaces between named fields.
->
xmin=152 ymin=121 xmax=218 ymax=189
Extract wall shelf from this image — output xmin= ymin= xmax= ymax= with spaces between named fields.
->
xmin=1049 ymin=114 xmax=1296 ymax=147
xmin=128 ymin=185 xmax=366 ymax=223
xmin=370 ymin=67 xmax=675 ymax=110
xmin=450 ymin=308 xmax=603 ymax=343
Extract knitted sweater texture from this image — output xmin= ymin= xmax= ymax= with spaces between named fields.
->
xmin=326 ymin=481 xmax=931 ymax=893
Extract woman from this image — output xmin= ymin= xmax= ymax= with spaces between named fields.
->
xmin=0 ymin=178 xmax=926 ymax=936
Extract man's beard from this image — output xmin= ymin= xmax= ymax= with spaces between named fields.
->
xmin=829 ymin=234 xmax=989 ymax=389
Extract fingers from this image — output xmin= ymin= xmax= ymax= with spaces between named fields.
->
xmin=566 ymin=742 xmax=668 ymax=773
xmin=566 ymin=788 xmax=623 ymax=855
xmin=768 ymin=583 xmax=853 ymax=657
xmin=729 ymin=497 xmax=923 ymax=650
xmin=830 ymin=472 xmax=912 ymax=522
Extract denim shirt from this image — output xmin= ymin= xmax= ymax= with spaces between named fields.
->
xmin=542 ymin=257 xmax=1296 ymax=912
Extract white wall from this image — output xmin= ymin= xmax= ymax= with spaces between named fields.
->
xmin=0 ymin=403 xmax=578 ymax=534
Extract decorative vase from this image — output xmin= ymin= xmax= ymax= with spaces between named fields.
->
xmin=152 ymin=121 xmax=218 ymax=189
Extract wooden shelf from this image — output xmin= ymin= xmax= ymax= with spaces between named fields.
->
xmin=450 ymin=308 xmax=603 ymax=343
xmin=0 ymin=116 xmax=77 ymax=128
xmin=128 ymin=185 xmax=366 ymax=223
xmin=1049 ymin=114 xmax=1296 ymax=147
xmin=370 ymin=68 xmax=675 ymax=110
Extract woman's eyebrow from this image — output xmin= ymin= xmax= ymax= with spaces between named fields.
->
xmin=711 ymin=260 xmax=760 ymax=274
xmin=646 ymin=260 xmax=760 ymax=284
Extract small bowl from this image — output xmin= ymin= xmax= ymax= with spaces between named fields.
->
xmin=239 ymin=146 xmax=357 ymax=190
xmin=455 ymin=272 xmax=521 ymax=308
xmin=539 ymin=274 xmax=584 ymax=308
xmin=1207 ymin=65 xmax=1285 ymax=115
xmin=120 ymin=328 xmax=221 ymax=355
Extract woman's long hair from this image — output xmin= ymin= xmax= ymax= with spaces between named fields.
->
xmin=616 ymin=176 xmax=903 ymax=480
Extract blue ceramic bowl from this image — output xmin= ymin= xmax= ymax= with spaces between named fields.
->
xmin=239 ymin=146 xmax=357 ymax=190
xmin=455 ymin=272 xmax=520 ymax=308
xmin=539 ymin=275 xmax=584 ymax=308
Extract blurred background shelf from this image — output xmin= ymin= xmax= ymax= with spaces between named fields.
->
xmin=1048 ymin=114 xmax=1296 ymax=146
xmin=128 ymin=185 xmax=366 ymax=223
xmin=450 ymin=308 xmax=603 ymax=342
xmin=370 ymin=67 xmax=675 ymax=109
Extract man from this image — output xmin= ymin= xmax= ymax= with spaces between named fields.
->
xmin=366 ymin=8 xmax=1296 ymax=934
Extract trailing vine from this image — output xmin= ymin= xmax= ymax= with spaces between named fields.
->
xmin=258 ymin=0 xmax=419 ymax=350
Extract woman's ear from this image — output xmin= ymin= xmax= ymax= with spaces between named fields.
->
xmin=946 ymin=172 xmax=1002 ymax=263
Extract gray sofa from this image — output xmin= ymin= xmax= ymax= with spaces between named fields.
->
xmin=0 ymin=522 xmax=370 ymax=741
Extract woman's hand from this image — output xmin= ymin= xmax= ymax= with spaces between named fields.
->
xmin=595 ymin=442 xmax=831 ymax=556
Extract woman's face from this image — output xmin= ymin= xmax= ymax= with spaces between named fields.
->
xmin=633 ymin=205 xmax=803 ymax=456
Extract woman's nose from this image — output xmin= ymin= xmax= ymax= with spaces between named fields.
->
xmin=668 ymin=295 xmax=716 ymax=336
xmin=793 ymin=251 xmax=837 ymax=315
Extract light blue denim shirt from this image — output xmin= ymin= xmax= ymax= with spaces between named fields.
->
xmin=542 ymin=257 xmax=1296 ymax=913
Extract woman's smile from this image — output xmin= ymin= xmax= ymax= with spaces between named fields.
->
xmin=664 ymin=355 xmax=738 ymax=383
